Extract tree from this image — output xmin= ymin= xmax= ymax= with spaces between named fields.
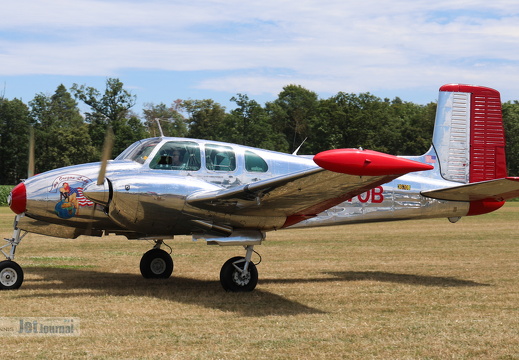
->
xmin=71 ymin=78 xmax=136 ymax=125
xmin=265 ymin=85 xmax=320 ymax=153
xmin=29 ymin=85 xmax=96 ymax=173
xmin=0 ymin=98 xmax=32 ymax=184
xmin=502 ymin=101 xmax=519 ymax=176
xmin=393 ymin=101 xmax=435 ymax=155
xmin=317 ymin=92 xmax=383 ymax=151
xmin=71 ymin=78 xmax=141 ymax=155
xmin=181 ymin=99 xmax=227 ymax=140
xmin=227 ymin=94 xmax=283 ymax=149
xmin=143 ymin=102 xmax=187 ymax=137
xmin=118 ymin=112 xmax=149 ymax=149
xmin=313 ymin=93 xmax=353 ymax=152
xmin=314 ymin=92 xmax=434 ymax=155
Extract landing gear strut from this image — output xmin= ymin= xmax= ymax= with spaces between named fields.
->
xmin=139 ymin=240 xmax=174 ymax=279
xmin=220 ymin=245 xmax=258 ymax=292
xmin=0 ymin=214 xmax=26 ymax=290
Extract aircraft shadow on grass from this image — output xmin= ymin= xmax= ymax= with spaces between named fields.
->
xmin=17 ymin=267 xmax=488 ymax=316
xmin=261 ymin=271 xmax=490 ymax=287
xmin=19 ymin=266 xmax=324 ymax=316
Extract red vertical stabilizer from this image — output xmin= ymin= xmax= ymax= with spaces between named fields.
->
xmin=439 ymin=84 xmax=507 ymax=183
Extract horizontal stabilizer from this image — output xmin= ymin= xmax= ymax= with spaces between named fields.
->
xmin=421 ymin=177 xmax=519 ymax=202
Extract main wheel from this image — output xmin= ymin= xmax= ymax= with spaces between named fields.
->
xmin=0 ymin=260 xmax=24 ymax=290
xmin=140 ymin=249 xmax=174 ymax=279
xmin=220 ymin=256 xmax=258 ymax=292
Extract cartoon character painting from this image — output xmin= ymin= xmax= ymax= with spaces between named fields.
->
xmin=50 ymin=175 xmax=94 ymax=219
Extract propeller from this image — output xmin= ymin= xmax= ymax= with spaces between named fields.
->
xmin=85 ymin=126 xmax=115 ymax=236
xmin=97 ymin=127 xmax=114 ymax=185
xmin=28 ymin=127 xmax=35 ymax=178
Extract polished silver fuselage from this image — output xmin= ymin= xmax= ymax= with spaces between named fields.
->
xmin=21 ymin=137 xmax=467 ymax=239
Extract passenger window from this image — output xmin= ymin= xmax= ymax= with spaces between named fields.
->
xmin=149 ymin=141 xmax=201 ymax=171
xmin=245 ymin=151 xmax=268 ymax=172
xmin=205 ymin=144 xmax=236 ymax=171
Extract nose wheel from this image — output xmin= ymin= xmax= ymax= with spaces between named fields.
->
xmin=0 ymin=261 xmax=24 ymax=290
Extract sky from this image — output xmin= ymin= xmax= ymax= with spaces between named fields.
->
xmin=2 ymin=0 xmax=519 ymax=114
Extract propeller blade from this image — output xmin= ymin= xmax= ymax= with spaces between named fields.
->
xmin=85 ymin=126 xmax=114 ymax=237
xmin=97 ymin=127 xmax=114 ymax=185
xmin=28 ymin=127 xmax=35 ymax=178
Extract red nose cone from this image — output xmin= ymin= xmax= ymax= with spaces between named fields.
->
xmin=9 ymin=182 xmax=27 ymax=214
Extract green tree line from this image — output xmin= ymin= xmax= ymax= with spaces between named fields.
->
xmin=1 ymin=78 xmax=519 ymax=185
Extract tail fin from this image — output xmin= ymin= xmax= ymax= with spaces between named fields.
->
xmin=432 ymin=84 xmax=507 ymax=184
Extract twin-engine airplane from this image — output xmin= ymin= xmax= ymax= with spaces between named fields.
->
xmin=3 ymin=84 xmax=519 ymax=292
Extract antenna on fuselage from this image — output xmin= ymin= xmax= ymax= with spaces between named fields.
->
xmin=155 ymin=118 xmax=165 ymax=138
xmin=292 ymin=137 xmax=308 ymax=155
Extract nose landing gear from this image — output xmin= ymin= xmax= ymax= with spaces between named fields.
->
xmin=1 ymin=214 xmax=26 ymax=290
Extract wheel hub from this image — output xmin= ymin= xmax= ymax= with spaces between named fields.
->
xmin=0 ymin=268 xmax=17 ymax=287
xmin=150 ymin=258 xmax=167 ymax=275
xmin=232 ymin=270 xmax=250 ymax=286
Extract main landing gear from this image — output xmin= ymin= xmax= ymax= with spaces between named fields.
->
xmin=220 ymin=245 xmax=259 ymax=292
xmin=139 ymin=242 xmax=259 ymax=292
xmin=139 ymin=240 xmax=174 ymax=279
xmin=0 ymin=214 xmax=26 ymax=290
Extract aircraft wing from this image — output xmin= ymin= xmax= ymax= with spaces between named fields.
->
xmin=421 ymin=177 xmax=519 ymax=202
xmin=187 ymin=149 xmax=433 ymax=227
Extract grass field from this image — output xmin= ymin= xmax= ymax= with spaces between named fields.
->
xmin=1 ymin=204 xmax=518 ymax=359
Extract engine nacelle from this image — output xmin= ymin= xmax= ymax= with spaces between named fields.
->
xmin=84 ymin=173 xmax=221 ymax=236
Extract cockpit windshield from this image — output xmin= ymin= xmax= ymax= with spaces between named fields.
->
xmin=115 ymin=138 xmax=161 ymax=164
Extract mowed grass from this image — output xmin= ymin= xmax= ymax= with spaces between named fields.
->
xmin=1 ymin=204 xmax=519 ymax=359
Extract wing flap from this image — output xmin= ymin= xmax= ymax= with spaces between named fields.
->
xmin=421 ymin=177 xmax=519 ymax=202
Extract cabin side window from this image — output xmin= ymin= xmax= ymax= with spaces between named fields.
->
xmin=149 ymin=141 xmax=201 ymax=171
xmin=245 ymin=151 xmax=268 ymax=172
xmin=205 ymin=144 xmax=236 ymax=171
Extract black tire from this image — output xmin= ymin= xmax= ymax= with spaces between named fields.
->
xmin=140 ymin=249 xmax=173 ymax=279
xmin=0 ymin=260 xmax=24 ymax=290
xmin=220 ymin=256 xmax=258 ymax=292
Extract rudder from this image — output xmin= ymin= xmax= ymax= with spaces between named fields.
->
xmin=432 ymin=84 xmax=507 ymax=184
